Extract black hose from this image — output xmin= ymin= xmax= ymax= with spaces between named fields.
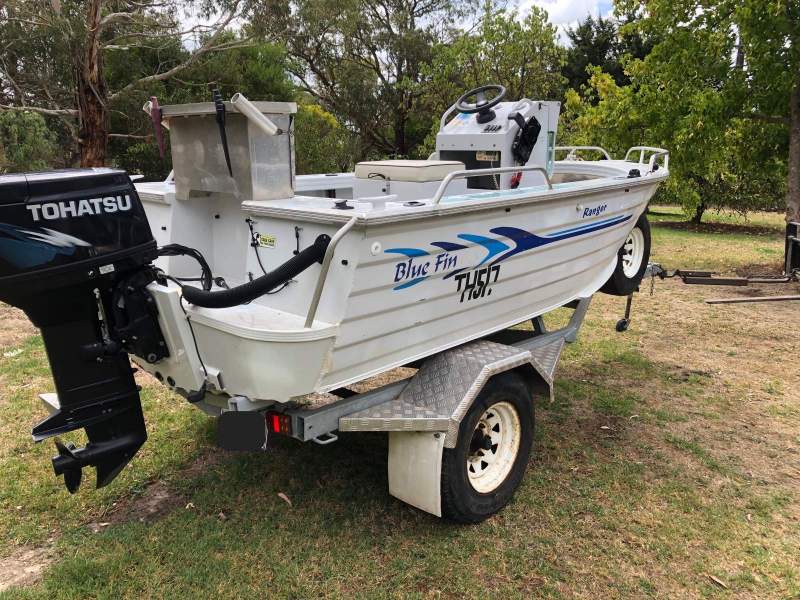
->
xmin=181 ymin=234 xmax=331 ymax=309
xmin=157 ymin=244 xmax=214 ymax=290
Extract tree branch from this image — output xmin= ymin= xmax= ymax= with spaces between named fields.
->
xmin=0 ymin=63 xmax=26 ymax=105
xmin=0 ymin=104 xmax=78 ymax=117
xmin=108 ymin=133 xmax=153 ymax=139
xmin=108 ymin=5 xmax=245 ymax=102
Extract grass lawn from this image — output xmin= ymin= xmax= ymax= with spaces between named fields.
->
xmin=0 ymin=207 xmax=797 ymax=599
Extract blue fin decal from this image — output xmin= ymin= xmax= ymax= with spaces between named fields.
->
xmin=384 ymin=248 xmax=429 ymax=258
xmin=457 ymin=234 xmax=510 ymax=266
xmin=430 ymin=241 xmax=467 ymax=252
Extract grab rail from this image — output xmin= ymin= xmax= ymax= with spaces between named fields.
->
xmin=555 ymin=146 xmax=611 ymax=161
xmin=431 ymin=165 xmax=552 ymax=206
xmin=624 ymin=146 xmax=669 ymax=172
xmin=305 ymin=216 xmax=358 ymax=328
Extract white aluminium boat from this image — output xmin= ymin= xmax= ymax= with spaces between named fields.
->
xmin=133 ymin=86 xmax=668 ymax=410
xmin=0 ymin=86 xmax=668 ymax=520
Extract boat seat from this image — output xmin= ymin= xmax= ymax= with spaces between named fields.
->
xmin=354 ymin=160 xmax=465 ymax=183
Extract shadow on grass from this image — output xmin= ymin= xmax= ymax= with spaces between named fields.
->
xmin=653 ymin=219 xmax=783 ymax=237
xmin=646 ymin=209 xmax=681 ymax=217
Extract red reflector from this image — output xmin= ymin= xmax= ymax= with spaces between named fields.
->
xmin=266 ymin=412 xmax=292 ymax=436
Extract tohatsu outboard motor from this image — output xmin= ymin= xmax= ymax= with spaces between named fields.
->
xmin=0 ymin=169 xmax=167 ymax=493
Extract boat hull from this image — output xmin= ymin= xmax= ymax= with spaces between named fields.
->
xmin=320 ymin=179 xmax=656 ymax=390
xmin=134 ymin=171 xmax=662 ymax=405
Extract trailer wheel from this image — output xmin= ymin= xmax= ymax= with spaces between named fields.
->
xmin=601 ymin=214 xmax=651 ymax=296
xmin=441 ymin=372 xmax=534 ymax=523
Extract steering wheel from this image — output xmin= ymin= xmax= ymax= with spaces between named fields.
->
xmin=455 ymin=85 xmax=507 ymax=122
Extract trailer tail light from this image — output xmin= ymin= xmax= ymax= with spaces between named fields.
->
xmin=266 ymin=412 xmax=292 ymax=436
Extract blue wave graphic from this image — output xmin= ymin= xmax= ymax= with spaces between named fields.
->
xmin=384 ymin=247 xmax=429 ymax=258
xmin=547 ymin=214 xmax=629 ymax=237
xmin=0 ymin=223 xmax=75 ymax=268
xmin=385 ymin=213 xmax=631 ymax=290
xmin=431 ymin=241 xmax=467 ymax=252
xmin=443 ymin=267 xmax=468 ymax=280
xmin=491 ymin=214 xmax=630 ymax=263
xmin=457 ymin=234 xmax=510 ymax=266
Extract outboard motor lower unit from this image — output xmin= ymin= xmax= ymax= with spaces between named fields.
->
xmin=0 ymin=169 xmax=165 ymax=492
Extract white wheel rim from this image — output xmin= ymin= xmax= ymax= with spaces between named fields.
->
xmin=466 ymin=401 xmax=521 ymax=493
xmin=621 ymin=227 xmax=645 ymax=278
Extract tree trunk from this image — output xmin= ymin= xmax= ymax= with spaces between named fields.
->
xmin=394 ymin=108 xmax=407 ymax=157
xmin=786 ymin=77 xmax=800 ymax=223
xmin=77 ymin=0 xmax=108 ymax=167
xmin=692 ymin=201 xmax=706 ymax=224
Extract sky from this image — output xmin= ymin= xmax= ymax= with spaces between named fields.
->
xmin=180 ymin=0 xmax=617 ymax=48
xmin=518 ymin=0 xmax=615 ymax=42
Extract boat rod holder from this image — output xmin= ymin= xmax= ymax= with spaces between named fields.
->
xmin=431 ymin=165 xmax=553 ymax=205
xmin=230 ymin=93 xmax=282 ymax=136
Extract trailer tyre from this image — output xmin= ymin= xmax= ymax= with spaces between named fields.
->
xmin=601 ymin=214 xmax=651 ymax=296
xmin=441 ymin=372 xmax=534 ymax=523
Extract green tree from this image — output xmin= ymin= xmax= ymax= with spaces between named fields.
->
xmin=0 ymin=111 xmax=58 ymax=173
xmin=294 ymin=104 xmax=357 ymax=174
xmin=255 ymin=0 xmax=471 ymax=159
xmin=566 ymin=66 xmax=774 ymax=222
xmin=563 ymin=16 xmax=619 ymax=91
xmin=0 ymin=1 xmax=255 ymax=167
xmin=613 ymin=0 xmax=799 ymax=222
xmin=417 ymin=6 xmax=564 ymax=156
xmin=423 ymin=7 xmax=564 ymax=110
xmin=562 ymin=14 xmax=656 ymax=92
xmin=107 ymin=40 xmax=296 ymax=179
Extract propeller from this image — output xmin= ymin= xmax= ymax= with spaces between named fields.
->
xmin=53 ymin=439 xmax=82 ymax=494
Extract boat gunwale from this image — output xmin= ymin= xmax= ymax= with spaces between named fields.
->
xmin=242 ymin=168 xmax=667 ymax=226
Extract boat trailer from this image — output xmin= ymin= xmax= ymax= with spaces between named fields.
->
xmin=209 ymin=297 xmax=591 ymax=518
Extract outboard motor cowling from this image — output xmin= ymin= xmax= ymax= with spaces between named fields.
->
xmin=0 ymin=169 xmax=164 ymax=493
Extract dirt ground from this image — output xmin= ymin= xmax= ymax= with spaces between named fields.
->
xmin=0 ymin=306 xmax=35 ymax=351
xmin=0 ymin=547 xmax=53 ymax=593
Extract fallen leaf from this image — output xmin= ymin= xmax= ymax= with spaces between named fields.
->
xmin=277 ymin=492 xmax=292 ymax=507
xmin=218 ymin=511 xmax=227 ymax=521
xmin=707 ymin=574 xmax=728 ymax=589
xmin=185 ymin=502 xmax=195 ymax=509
